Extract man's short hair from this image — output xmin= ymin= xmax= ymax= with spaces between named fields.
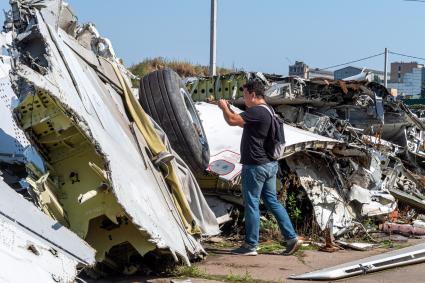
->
xmin=243 ymin=79 xmax=265 ymax=98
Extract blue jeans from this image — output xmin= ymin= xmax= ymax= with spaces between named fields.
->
xmin=241 ymin=161 xmax=297 ymax=248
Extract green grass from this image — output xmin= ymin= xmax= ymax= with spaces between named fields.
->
xmin=225 ymin=270 xmax=254 ymax=282
xmin=299 ymin=243 xmax=319 ymax=251
xmin=379 ymin=240 xmax=409 ymax=250
xmin=171 ymin=265 xmax=277 ymax=283
xmin=293 ymin=250 xmax=307 ymax=265
xmin=257 ymin=242 xmax=284 ymax=254
xmin=207 ymin=240 xmax=239 ymax=249
xmin=258 ymin=240 xmax=317 ymax=254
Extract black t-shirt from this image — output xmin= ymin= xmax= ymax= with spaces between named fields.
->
xmin=240 ymin=105 xmax=274 ymax=165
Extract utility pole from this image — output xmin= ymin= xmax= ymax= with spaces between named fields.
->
xmin=384 ymin=47 xmax=388 ymax=88
xmin=209 ymin=0 xmax=217 ymax=76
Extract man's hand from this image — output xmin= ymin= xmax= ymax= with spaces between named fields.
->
xmin=218 ymin=99 xmax=244 ymax=127
xmin=218 ymin=99 xmax=228 ymax=110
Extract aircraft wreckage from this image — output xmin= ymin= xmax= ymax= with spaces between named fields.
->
xmin=1 ymin=0 xmax=425 ymax=280
xmin=2 ymin=0 xmax=219 ymax=276
xmin=179 ymin=72 xmax=425 ymax=236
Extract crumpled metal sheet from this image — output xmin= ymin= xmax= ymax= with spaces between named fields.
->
xmin=348 ymin=184 xmax=396 ymax=217
xmin=0 ymin=179 xmax=95 ymax=282
xmin=289 ymin=243 xmax=425 ymax=280
xmin=0 ymin=52 xmax=44 ymax=171
xmin=286 ymin=153 xmax=355 ymax=234
xmin=9 ymin=0 xmax=211 ymax=264
xmin=285 ymin=147 xmax=398 ymax=234
xmin=0 ymin=40 xmax=28 ymax=163
xmin=344 ymin=148 xmax=397 ymax=217
xmin=0 ymin=55 xmax=28 ymax=164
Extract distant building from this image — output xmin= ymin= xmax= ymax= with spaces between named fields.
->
xmin=334 ymin=66 xmax=386 ymax=84
xmin=389 ymin=62 xmax=423 ymax=83
xmin=289 ymin=61 xmax=309 ymax=79
xmin=288 ymin=61 xmax=334 ymax=80
xmin=387 ymin=63 xmax=425 ymax=99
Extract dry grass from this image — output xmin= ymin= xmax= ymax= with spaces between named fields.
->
xmin=129 ymin=57 xmax=234 ymax=78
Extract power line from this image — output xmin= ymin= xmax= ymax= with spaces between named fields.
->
xmin=305 ymin=50 xmax=425 ymax=73
xmin=388 ymin=51 xmax=425 ymax=62
xmin=318 ymin=52 xmax=384 ymax=70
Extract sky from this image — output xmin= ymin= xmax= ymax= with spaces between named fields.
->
xmin=1 ymin=0 xmax=425 ymax=75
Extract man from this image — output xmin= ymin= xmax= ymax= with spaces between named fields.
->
xmin=218 ymin=79 xmax=302 ymax=256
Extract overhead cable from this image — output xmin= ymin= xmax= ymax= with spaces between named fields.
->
xmin=318 ymin=52 xmax=384 ymax=70
xmin=388 ymin=51 xmax=425 ymax=62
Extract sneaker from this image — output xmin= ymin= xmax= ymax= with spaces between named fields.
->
xmin=282 ymin=237 xmax=303 ymax=256
xmin=231 ymin=243 xmax=258 ymax=256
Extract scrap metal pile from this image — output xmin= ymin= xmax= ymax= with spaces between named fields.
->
xmin=186 ymin=72 xmax=425 ymax=239
xmin=1 ymin=0 xmax=425 ymax=281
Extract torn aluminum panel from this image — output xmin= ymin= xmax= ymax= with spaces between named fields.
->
xmin=286 ymin=153 xmax=355 ymax=234
xmin=385 ymin=163 xmax=425 ymax=212
xmin=8 ymin=0 xmax=216 ymax=268
xmin=342 ymin=148 xmax=397 ymax=218
xmin=289 ymin=243 xmax=425 ymax=280
xmin=347 ymin=184 xmax=396 ymax=217
xmin=0 ymin=47 xmax=27 ymax=165
xmin=334 ymin=240 xmax=376 ymax=251
xmin=0 ymin=37 xmax=44 ymax=188
xmin=284 ymin=146 xmax=397 ymax=234
xmin=205 ymin=195 xmax=235 ymax=225
xmin=0 ymin=178 xmax=95 ymax=282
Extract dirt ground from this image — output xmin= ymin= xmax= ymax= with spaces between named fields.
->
xmin=88 ymin=238 xmax=425 ymax=283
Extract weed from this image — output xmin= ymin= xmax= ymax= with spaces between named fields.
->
xmin=293 ymin=249 xmax=307 ymax=265
xmin=286 ymin=192 xmax=302 ymax=223
xmin=258 ymin=241 xmax=284 ymax=254
xmin=379 ymin=240 xmax=408 ymax=250
xmin=205 ymin=239 xmax=238 ymax=250
xmin=171 ymin=265 xmax=273 ymax=283
xmin=299 ymin=244 xmax=319 ymax=251
xmin=172 ymin=265 xmax=207 ymax=278
xmin=225 ymin=270 xmax=253 ymax=282
xmin=260 ymin=216 xmax=281 ymax=240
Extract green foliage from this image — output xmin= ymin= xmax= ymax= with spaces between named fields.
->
xmin=286 ymin=192 xmax=302 ymax=223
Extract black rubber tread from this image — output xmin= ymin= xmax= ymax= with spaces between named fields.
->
xmin=157 ymin=70 xmax=205 ymax=172
xmin=151 ymin=70 xmax=204 ymax=172
xmin=139 ymin=68 xmax=209 ymax=173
